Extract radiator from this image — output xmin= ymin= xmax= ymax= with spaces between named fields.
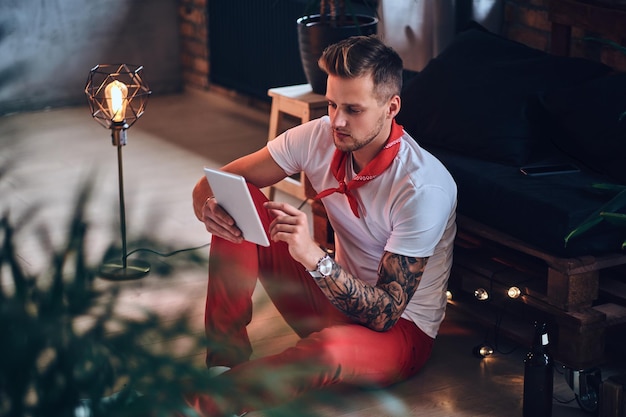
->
xmin=208 ymin=0 xmax=308 ymax=101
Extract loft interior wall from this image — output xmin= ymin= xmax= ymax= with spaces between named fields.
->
xmin=0 ymin=0 xmax=506 ymax=114
xmin=379 ymin=0 xmax=504 ymax=72
xmin=0 ymin=0 xmax=182 ymax=116
xmin=206 ymin=0 xmax=505 ymax=99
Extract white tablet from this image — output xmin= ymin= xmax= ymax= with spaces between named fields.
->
xmin=203 ymin=168 xmax=270 ymax=247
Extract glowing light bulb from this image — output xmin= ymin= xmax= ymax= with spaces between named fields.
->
xmin=474 ymin=288 xmax=489 ymax=301
xmin=473 ymin=344 xmax=494 ymax=358
xmin=507 ymin=286 xmax=522 ymax=299
xmin=446 ymin=290 xmax=453 ymax=301
xmin=105 ymin=80 xmax=128 ymax=122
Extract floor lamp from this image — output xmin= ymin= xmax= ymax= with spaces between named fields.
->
xmin=85 ymin=64 xmax=152 ymax=280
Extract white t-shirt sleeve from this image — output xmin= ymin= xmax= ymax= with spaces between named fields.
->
xmin=266 ymin=117 xmax=332 ymax=177
xmin=385 ymin=184 xmax=455 ymax=259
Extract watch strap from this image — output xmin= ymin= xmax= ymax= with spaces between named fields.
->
xmin=308 ymin=253 xmax=332 ymax=278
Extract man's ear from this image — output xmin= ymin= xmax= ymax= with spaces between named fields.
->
xmin=388 ymin=95 xmax=401 ymax=119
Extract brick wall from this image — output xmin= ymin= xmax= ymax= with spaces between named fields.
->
xmin=503 ymin=0 xmax=552 ymax=51
xmin=502 ymin=0 xmax=626 ymax=71
xmin=177 ymin=1 xmax=626 ymax=92
xmin=178 ymin=0 xmax=209 ymax=90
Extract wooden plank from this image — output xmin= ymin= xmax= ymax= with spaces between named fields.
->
xmin=457 ymin=215 xmax=626 ymax=275
xmin=454 ymin=231 xmax=601 ymax=310
xmin=547 ymin=268 xmax=599 ymax=310
xmin=599 ymin=374 xmax=626 ymax=417
xmin=594 ymin=303 xmax=626 ymax=326
xmin=446 ymin=294 xmax=605 ymax=368
xmin=600 ymin=273 xmax=626 ymax=305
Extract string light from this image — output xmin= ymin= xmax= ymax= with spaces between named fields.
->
xmin=507 ymin=286 xmax=522 ymax=299
xmin=474 ymin=288 xmax=490 ymax=301
xmin=473 ymin=343 xmax=494 ymax=358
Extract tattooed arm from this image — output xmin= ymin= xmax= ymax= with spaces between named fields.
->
xmin=263 ymin=200 xmax=428 ymax=332
xmin=313 ymin=251 xmax=428 ymax=332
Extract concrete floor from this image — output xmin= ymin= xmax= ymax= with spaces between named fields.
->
xmin=1 ymin=88 xmax=622 ymax=416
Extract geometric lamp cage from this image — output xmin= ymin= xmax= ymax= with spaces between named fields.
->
xmin=85 ymin=64 xmax=151 ymax=140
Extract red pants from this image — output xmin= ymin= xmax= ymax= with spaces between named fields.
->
xmin=194 ymin=186 xmax=434 ymax=415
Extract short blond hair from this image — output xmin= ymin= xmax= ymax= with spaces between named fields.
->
xmin=318 ymin=35 xmax=403 ymax=103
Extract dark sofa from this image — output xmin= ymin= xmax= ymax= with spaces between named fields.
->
xmin=304 ymin=18 xmax=626 ymax=367
xmin=397 ymin=23 xmax=626 ymax=258
xmin=390 ymin=21 xmax=626 ymax=368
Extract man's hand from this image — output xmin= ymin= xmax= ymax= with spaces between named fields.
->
xmin=201 ymin=197 xmax=244 ymax=244
xmin=264 ymin=201 xmax=324 ymax=269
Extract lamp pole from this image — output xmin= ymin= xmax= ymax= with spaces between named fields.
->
xmin=98 ymin=120 xmax=150 ymax=280
xmin=113 ymin=125 xmax=128 ymax=269
xmin=85 ymin=64 xmax=151 ymax=280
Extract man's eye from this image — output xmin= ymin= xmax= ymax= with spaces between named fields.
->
xmin=328 ymin=102 xmax=337 ymax=109
xmin=348 ymin=108 xmax=362 ymax=114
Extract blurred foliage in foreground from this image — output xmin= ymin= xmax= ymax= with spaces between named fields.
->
xmin=0 ymin=174 xmax=409 ymax=417
xmin=0 ymin=178 xmax=216 ymax=417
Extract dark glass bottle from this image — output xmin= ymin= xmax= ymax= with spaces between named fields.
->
xmin=523 ymin=321 xmax=554 ymax=417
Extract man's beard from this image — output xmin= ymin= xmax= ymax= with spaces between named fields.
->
xmin=334 ymin=113 xmax=386 ymax=153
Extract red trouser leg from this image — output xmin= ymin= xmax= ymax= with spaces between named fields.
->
xmin=201 ymin=185 xmax=435 ymax=415
xmin=204 ymin=235 xmax=259 ymax=368
xmin=221 ymin=317 xmax=434 ymax=414
xmin=204 ymin=186 xmax=348 ymax=367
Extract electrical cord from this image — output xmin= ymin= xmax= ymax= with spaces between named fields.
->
xmin=552 ymin=364 xmax=578 ymax=403
xmin=125 ymin=242 xmax=211 ymax=259
xmin=552 ymin=395 xmax=577 ymax=404
xmin=124 ymin=197 xmax=310 ymax=260
xmin=492 ymin=311 xmax=520 ymax=355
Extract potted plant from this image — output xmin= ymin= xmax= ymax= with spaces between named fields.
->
xmin=297 ymin=0 xmax=379 ymax=94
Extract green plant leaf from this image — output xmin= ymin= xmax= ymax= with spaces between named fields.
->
xmin=584 ymin=36 xmax=626 ymax=54
xmin=565 ymin=216 xmax=604 ymax=245
xmin=600 ymin=212 xmax=626 ymax=227
xmin=591 ymin=183 xmax=626 ymax=194
xmin=596 ymin=189 xmax=626 ymax=214
xmin=565 ymin=189 xmax=626 ymax=246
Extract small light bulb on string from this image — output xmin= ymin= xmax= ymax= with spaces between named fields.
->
xmin=507 ymin=286 xmax=522 ymax=299
xmin=446 ymin=290 xmax=453 ymax=301
xmin=474 ymin=287 xmax=489 ymax=301
xmin=473 ymin=343 xmax=494 ymax=358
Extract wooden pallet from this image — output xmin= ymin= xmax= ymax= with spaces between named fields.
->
xmin=449 ymin=215 xmax=626 ymax=369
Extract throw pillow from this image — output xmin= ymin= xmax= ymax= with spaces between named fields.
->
xmin=397 ymin=23 xmax=611 ymax=165
xmin=539 ymin=73 xmax=626 ymax=184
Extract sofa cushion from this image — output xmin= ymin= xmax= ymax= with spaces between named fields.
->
xmin=539 ymin=73 xmax=626 ymax=184
xmin=398 ymin=23 xmax=611 ymax=166
xmin=427 ymin=146 xmax=625 ymax=257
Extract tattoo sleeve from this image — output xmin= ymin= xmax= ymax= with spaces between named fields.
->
xmin=312 ymin=252 xmax=428 ymax=331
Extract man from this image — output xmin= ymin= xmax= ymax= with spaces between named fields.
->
xmin=189 ymin=35 xmax=457 ymax=416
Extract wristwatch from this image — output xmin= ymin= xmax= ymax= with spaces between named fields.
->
xmin=308 ymin=253 xmax=333 ymax=278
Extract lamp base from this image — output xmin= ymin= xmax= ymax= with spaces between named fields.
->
xmin=99 ymin=259 xmax=151 ymax=280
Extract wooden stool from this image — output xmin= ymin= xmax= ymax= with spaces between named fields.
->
xmin=267 ymin=84 xmax=327 ymax=201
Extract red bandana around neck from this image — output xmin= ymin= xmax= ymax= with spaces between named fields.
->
xmin=314 ymin=120 xmax=404 ymax=218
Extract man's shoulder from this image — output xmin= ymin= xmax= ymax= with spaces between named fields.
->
xmin=397 ymin=136 xmax=447 ymax=172
xmin=394 ymin=138 xmax=457 ymax=195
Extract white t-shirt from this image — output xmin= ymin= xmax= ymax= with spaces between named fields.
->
xmin=267 ymin=116 xmax=457 ymax=338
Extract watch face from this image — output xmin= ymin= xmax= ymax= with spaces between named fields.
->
xmin=318 ymin=256 xmax=333 ymax=276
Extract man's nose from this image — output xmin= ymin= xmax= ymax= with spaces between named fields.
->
xmin=331 ymin=111 xmax=347 ymax=128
